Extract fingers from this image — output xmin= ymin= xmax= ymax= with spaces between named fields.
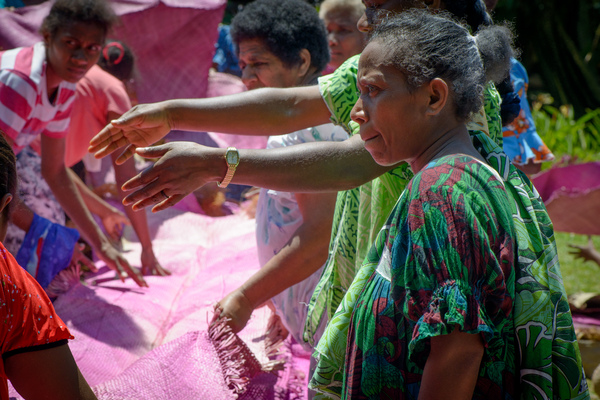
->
xmin=115 ymin=144 xmax=137 ymax=165
xmin=141 ymin=262 xmax=171 ymax=276
xmin=115 ymin=257 xmax=148 ymax=288
xmin=123 ymin=180 xmax=184 ymax=212
xmin=73 ymin=244 xmax=98 ymax=273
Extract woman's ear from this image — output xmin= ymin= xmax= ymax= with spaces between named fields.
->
xmin=425 ymin=78 xmax=449 ymax=117
xmin=296 ymin=48 xmax=312 ymax=79
xmin=0 ymin=193 xmax=13 ymax=215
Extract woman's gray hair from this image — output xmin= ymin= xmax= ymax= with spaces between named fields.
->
xmin=370 ymin=9 xmax=514 ymax=121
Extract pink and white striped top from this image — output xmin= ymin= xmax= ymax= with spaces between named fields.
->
xmin=0 ymin=42 xmax=76 ymax=154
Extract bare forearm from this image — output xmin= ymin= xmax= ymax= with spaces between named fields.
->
xmin=207 ymin=136 xmax=393 ymax=192
xmin=68 ymin=168 xmax=120 ymax=219
xmin=166 ymin=86 xmax=331 ymax=136
xmin=240 ymin=223 xmax=331 ymax=308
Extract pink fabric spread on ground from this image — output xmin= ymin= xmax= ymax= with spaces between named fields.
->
xmin=9 ymin=208 xmax=310 ymax=399
xmin=532 ymin=162 xmax=600 ymax=235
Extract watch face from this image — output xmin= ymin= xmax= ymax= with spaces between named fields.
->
xmin=226 ymin=150 xmax=239 ymax=164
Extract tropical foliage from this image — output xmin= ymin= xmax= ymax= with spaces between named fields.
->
xmin=493 ymin=0 xmax=600 ymax=117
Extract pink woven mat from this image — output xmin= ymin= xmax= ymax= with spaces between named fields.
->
xmin=532 ymin=162 xmax=600 ymax=235
xmin=9 ymin=207 xmax=310 ymax=399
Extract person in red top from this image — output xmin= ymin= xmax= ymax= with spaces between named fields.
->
xmin=0 ymin=133 xmax=96 ymax=399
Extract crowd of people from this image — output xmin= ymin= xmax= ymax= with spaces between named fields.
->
xmin=0 ymin=0 xmax=591 ymax=399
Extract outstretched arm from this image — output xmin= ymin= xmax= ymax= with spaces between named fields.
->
xmin=213 ymin=190 xmax=337 ymax=333
xmin=120 ymin=135 xmax=396 ymax=212
xmin=89 ymin=85 xmax=331 ymax=163
xmin=41 ymin=135 xmax=147 ymax=287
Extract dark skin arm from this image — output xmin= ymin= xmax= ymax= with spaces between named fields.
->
xmin=419 ymin=328 xmax=484 ymax=400
xmin=5 ymin=343 xmax=97 ymax=400
xmin=89 ymin=86 xmax=331 ymax=163
xmin=118 ymin=136 xmax=395 ymax=213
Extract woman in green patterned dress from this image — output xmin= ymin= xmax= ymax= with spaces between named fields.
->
xmin=89 ymin=1 xmax=587 ymax=396
xmin=90 ymin=0 xmax=501 ymax=342
xmin=310 ymin=11 xmax=589 ymax=399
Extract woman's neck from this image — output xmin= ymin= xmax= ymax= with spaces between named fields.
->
xmin=409 ymin=124 xmax=484 ymax=173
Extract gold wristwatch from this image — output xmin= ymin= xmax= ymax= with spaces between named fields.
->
xmin=217 ymin=147 xmax=240 ymax=188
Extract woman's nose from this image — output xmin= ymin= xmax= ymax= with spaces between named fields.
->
xmin=357 ymin=13 xmax=371 ymax=33
xmin=351 ymin=98 xmax=367 ymax=124
xmin=241 ymin=66 xmax=257 ymax=87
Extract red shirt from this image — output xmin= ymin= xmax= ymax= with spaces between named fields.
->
xmin=0 ymin=242 xmax=72 ymax=399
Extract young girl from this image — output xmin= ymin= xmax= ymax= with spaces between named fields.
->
xmin=0 ymin=0 xmax=146 ymax=287
xmin=0 ymin=134 xmax=96 ymax=400
xmin=311 ymin=11 xmax=588 ymax=399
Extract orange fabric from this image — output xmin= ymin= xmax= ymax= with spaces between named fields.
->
xmin=0 ymin=242 xmax=72 ymax=398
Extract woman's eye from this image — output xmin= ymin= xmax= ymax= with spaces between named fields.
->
xmin=88 ymin=45 xmax=101 ymax=53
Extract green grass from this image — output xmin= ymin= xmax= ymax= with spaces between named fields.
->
xmin=554 ymin=231 xmax=600 ymax=398
xmin=554 ymin=231 xmax=600 ymax=295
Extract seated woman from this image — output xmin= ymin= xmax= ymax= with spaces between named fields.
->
xmin=310 ymin=11 xmax=588 ymax=399
xmin=0 ymin=134 xmax=96 ymax=400
xmin=213 ymin=0 xmax=347 ymax=349
xmin=319 ymin=0 xmax=366 ymax=73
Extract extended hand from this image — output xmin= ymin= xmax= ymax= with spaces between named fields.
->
xmin=211 ymin=290 xmax=255 ymax=334
xmin=98 ymin=241 xmax=148 ymax=287
xmin=101 ymin=209 xmax=130 ymax=243
xmin=89 ymin=102 xmax=172 ymax=164
xmin=568 ymin=237 xmax=600 ymax=266
xmin=120 ymin=142 xmax=224 ymax=213
xmin=140 ymin=247 xmax=171 ymax=276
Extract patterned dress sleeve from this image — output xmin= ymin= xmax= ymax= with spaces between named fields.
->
xmin=0 ymin=243 xmax=72 ymax=378
xmin=318 ymin=54 xmax=360 ymax=134
xmin=398 ymin=159 xmax=516 ymax=367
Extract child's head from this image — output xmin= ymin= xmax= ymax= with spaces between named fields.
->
xmin=230 ymin=0 xmax=329 ymax=90
xmin=319 ymin=0 xmax=366 ymax=70
xmin=0 ymin=135 xmax=16 ymax=241
xmin=357 ymin=0 xmax=492 ymax=34
xmin=40 ymin=0 xmax=118 ymax=84
xmin=97 ymin=39 xmax=135 ymax=82
xmin=351 ymin=10 xmax=513 ymax=165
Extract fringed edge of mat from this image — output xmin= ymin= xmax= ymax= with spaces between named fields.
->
xmin=208 ymin=317 xmax=283 ymax=396
xmin=46 ymin=262 xmax=81 ymax=299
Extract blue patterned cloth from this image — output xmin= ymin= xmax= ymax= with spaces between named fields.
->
xmin=16 ymin=214 xmax=79 ymax=288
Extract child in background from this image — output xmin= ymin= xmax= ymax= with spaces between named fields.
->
xmin=64 ymin=40 xmax=169 ymax=276
xmin=0 ymin=0 xmax=146 ymax=287
xmin=319 ymin=0 xmax=366 ymax=73
xmin=0 ymin=134 xmax=97 ymax=400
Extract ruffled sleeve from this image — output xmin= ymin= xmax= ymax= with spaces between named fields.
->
xmin=394 ymin=160 xmax=516 ymax=368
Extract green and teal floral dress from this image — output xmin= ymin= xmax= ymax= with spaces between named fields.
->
xmin=339 ymin=155 xmax=517 ymax=399
xmin=308 ymin=55 xmax=588 ymax=399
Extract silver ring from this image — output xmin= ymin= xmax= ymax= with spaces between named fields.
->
xmin=160 ymin=190 xmax=169 ymax=200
